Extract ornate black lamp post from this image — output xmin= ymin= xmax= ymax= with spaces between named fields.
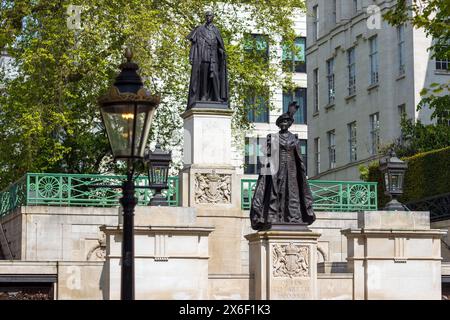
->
xmin=98 ymin=48 xmax=159 ymax=300
xmin=379 ymin=149 xmax=408 ymax=211
xmin=144 ymin=144 xmax=172 ymax=206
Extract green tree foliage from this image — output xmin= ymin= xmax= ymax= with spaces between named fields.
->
xmin=0 ymin=0 xmax=305 ymax=189
xmin=394 ymin=116 xmax=450 ymax=157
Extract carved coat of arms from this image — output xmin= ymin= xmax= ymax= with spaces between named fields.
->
xmin=272 ymin=243 xmax=309 ymax=278
xmin=195 ymin=171 xmax=231 ymax=204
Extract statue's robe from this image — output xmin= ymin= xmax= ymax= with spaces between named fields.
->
xmin=187 ymin=23 xmax=228 ymax=108
xmin=250 ymin=131 xmax=316 ymax=230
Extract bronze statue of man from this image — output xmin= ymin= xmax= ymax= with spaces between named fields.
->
xmin=250 ymin=102 xmax=316 ymax=230
xmin=187 ymin=11 xmax=228 ymax=108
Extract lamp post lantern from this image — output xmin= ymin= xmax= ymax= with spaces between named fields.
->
xmin=98 ymin=48 xmax=159 ymax=300
xmin=144 ymin=144 xmax=172 ymax=206
xmin=379 ymin=149 xmax=408 ymax=211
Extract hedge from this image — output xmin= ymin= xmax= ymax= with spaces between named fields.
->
xmin=366 ymin=146 xmax=450 ymax=208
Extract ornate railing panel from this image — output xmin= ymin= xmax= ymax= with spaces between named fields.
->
xmin=407 ymin=193 xmax=450 ymax=222
xmin=241 ymin=179 xmax=378 ymax=212
xmin=0 ymin=173 xmax=179 ymax=217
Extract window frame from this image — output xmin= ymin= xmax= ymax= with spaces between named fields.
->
xmin=369 ymin=36 xmax=379 ymax=85
xmin=282 ymin=87 xmax=307 ymax=124
xmin=313 ymin=5 xmax=319 ymax=41
xmin=314 ymin=137 xmax=321 ymax=176
xmin=348 ymin=122 xmax=357 ymax=162
xmin=347 ymin=47 xmax=356 ymax=96
xmin=369 ymin=113 xmax=380 ymax=155
xmin=397 ymin=25 xmax=405 ymax=75
xmin=282 ymin=37 xmax=307 ymax=73
xmin=327 ymin=130 xmax=336 ymax=169
xmin=327 ymin=58 xmax=335 ymax=104
xmin=313 ymin=68 xmax=319 ymax=113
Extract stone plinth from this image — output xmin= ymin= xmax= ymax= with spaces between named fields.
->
xmin=102 ymin=225 xmax=213 ymax=300
xmin=103 ymin=206 xmax=214 ymax=300
xmin=179 ymin=106 xmax=239 ymax=209
xmin=245 ymin=229 xmax=321 ymax=300
xmin=181 ymin=107 xmax=233 ymax=167
xmin=342 ymin=211 xmax=447 ymax=300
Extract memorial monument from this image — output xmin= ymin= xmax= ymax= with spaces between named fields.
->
xmin=250 ymin=101 xmax=316 ymax=231
xmin=180 ymin=10 xmax=242 ymax=295
xmin=186 ymin=10 xmax=228 ymax=109
xmin=246 ymin=102 xmax=321 ymax=299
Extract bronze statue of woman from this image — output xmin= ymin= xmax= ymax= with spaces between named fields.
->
xmin=250 ymin=102 xmax=316 ymax=230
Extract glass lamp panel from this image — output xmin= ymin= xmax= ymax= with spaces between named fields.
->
xmin=391 ymin=173 xmax=400 ymax=191
xmin=384 ymin=172 xmax=390 ymax=193
xmin=134 ymin=104 xmax=156 ymax=158
xmin=150 ymin=165 xmax=169 ymax=184
xmin=101 ymin=103 xmax=136 ymax=158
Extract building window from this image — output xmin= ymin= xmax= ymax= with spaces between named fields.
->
xmin=300 ymin=139 xmax=308 ymax=173
xmin=398 ymin=104 xmax=406 ymax=144
xmin=244 ymin=137 xmax=265 ymax=174
xmin=369 ymin=36 xmax=379 ymax=85
xmin=332 ymin=0 xmax=337 ymax=24
xmin=347 ymin=47 xmax=356 ymax=96
xmin=246 ymin=94 xmax=269 ymax=123
xmin=313 ymin=5 xmax=319 ymax=41
xmin=398 ymin=104 xmax=406 ymax=117
xmin=283 ymin=88 xmax=307 ymax=124
xmin=353 ymin=0 xmax=359 ymax=14
xmin=348 ymin=122 xmax=357 ymax=162
xmin=327 ymin=130 xmax=336 ymax=169
xmin=244 ymin=34 xmax=269 ymax=62
xmin=282 ymin=37 xmax=307 ymax=73
xmin=369 ymin=113 xmax=380 ymax=155
xmin=436 ymin=58 xmax=449 ymax=71
xmin=327 ymin=58 xmax=335 ymax=104
xmin=397 ymin=25 xmax=405 ymax=75
xmin=313 ymin=68 xmax=319 ymax=113
xmin=314 ymin=137 xmax=320 ymax=175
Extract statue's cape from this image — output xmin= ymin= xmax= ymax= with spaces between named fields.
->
xmin=249 ymin=132 xmax=315 ymax=230
xmin=187 ymin=24 xmax=228 ymax=107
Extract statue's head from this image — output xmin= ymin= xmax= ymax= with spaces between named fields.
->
xmin=205 ymin=11 xmax=214 ymax=24
xmin=276 ymin=113 xmax=294 ymax=132
xmin=276 ymin=101 xmax=298 ymax=132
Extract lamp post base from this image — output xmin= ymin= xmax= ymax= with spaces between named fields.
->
xmin=150 ymin=192 xmax=168 ymax=206
xmin=383 ymin=198 xmax=409 ymax=211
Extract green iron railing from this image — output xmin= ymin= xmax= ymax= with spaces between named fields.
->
xmin=241 ymin=179 xmax=378 ymax=211
xmin=0 ymin=173 xmax=179 ymax=217
xmin=1 ymin=173 xmax=377 ymax=218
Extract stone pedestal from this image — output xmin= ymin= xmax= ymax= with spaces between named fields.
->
xmin=342 ymin=211 xmax=447 ymax=300
xmin=245 ymin=229 xmax=321 ymax=300
xmin=179 ymin=105 xmax=249 ymax=299
xmin=181 ymin=106 xmax=233 ymax=168
xmin=179 ymin=106 xmax=239 ymax=209
xmin=102 ymin=206 xmax=214 ymax=300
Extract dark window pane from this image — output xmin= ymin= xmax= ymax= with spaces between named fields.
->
xmin=247 ymin=94 xmax=269 ymax=123
xmin=282 ymin=88 xmax=307 ymax=124
xmin=282 ymin=37 xmax=306 ymax=73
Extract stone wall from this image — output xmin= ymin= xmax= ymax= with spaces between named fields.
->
xmin=0 ymin=206 xmax=118 ymax=261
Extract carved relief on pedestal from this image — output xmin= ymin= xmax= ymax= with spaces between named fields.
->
xmin=194 ymin=171 xmax=231 ymax=204
xmin=272 ymin=243 xmax=309 ymax=278
xmin=86 ymin=233 xmax=106 ymax=261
